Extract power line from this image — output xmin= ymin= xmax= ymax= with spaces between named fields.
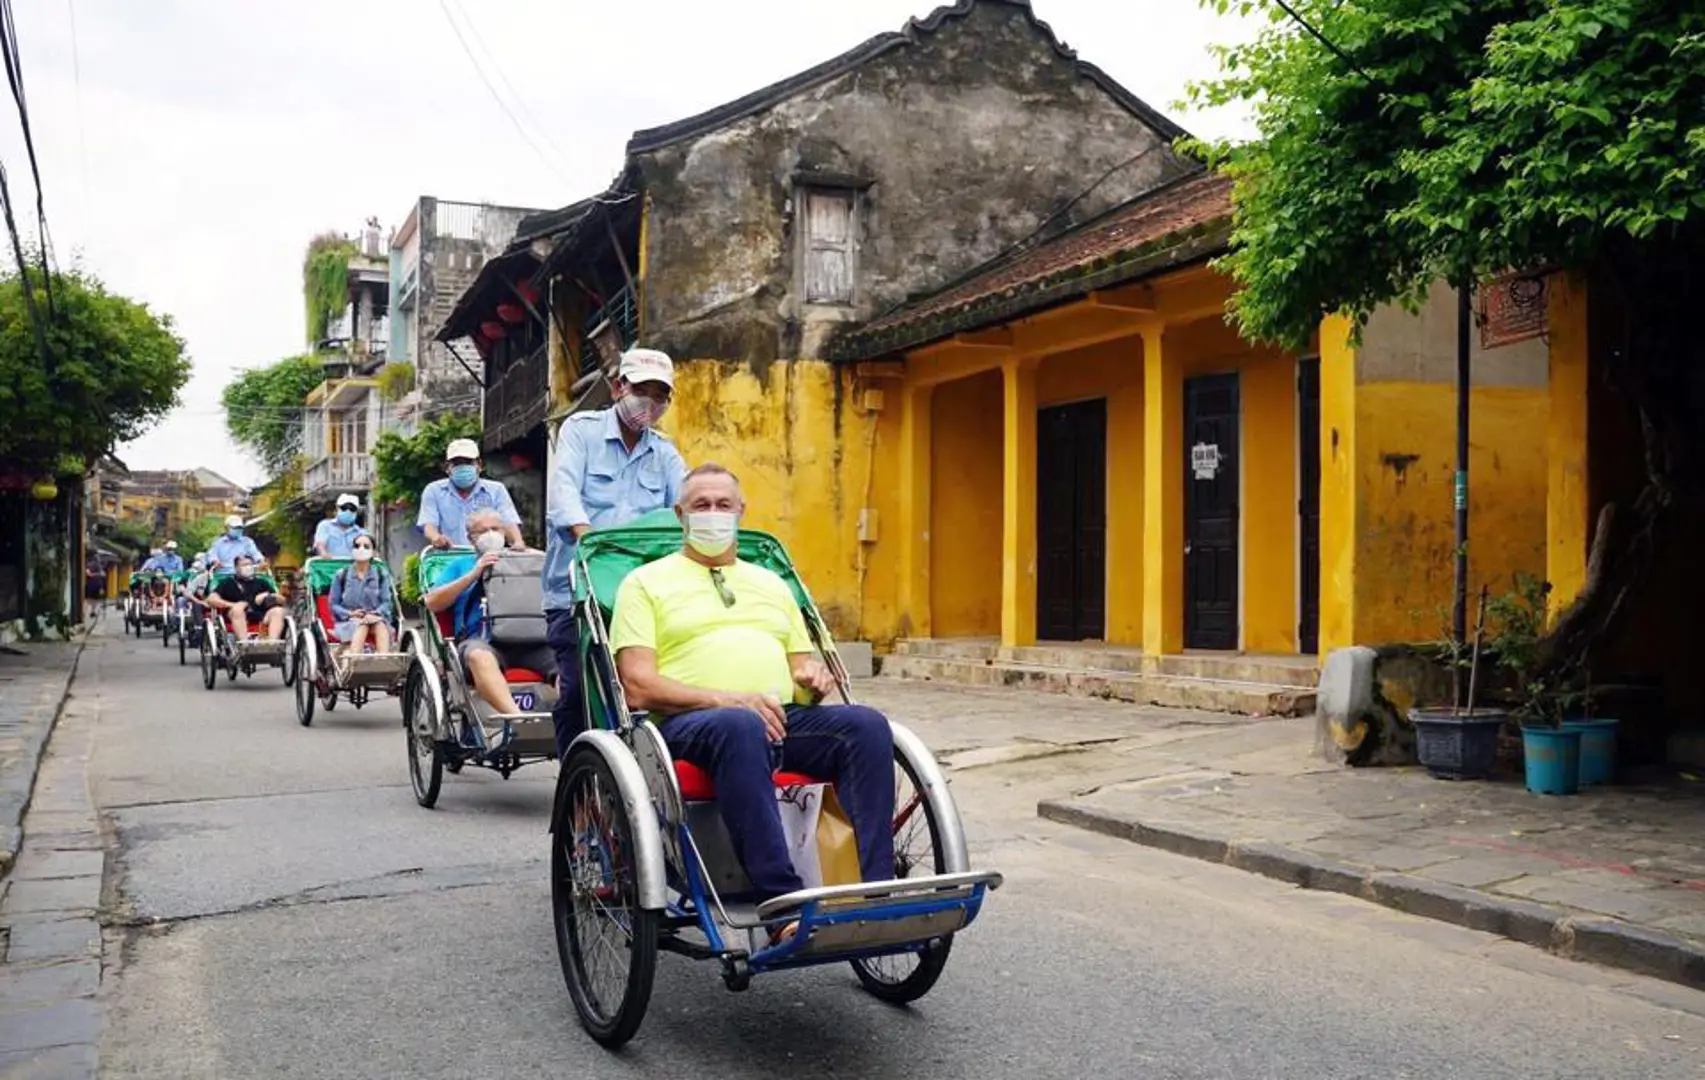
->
xmin=445 ymin=0 xmax=568 ymax=165
xmin=0 ymin=0 xmax=54 ymax=310
xmin=1271 ymin=0 xmax=1377 ymax=82
xmin=436 ymin=0 xmax=571 ymax=186
xmin=63 ymin=0 xmax=89 ymax=217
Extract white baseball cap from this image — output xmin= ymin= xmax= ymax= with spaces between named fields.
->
xmin=444 ymin=438 xmax=481 ymax=462
xmin=618 ymin=348 xmax=674 ymax=389
xmin=165 ymin=540 xmax=178 ymax=550
xmin=336 ymin=493 xmax=360 ymax=509
xmin=225 ymin=514 xmax=244 ymax=528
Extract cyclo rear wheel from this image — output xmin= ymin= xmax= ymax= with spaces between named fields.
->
xmin=199 ymin=628 xmax=217 ymax=691
xmin=850 ymin=751 xmax=953 ymax=1003
xmin=403 ymin=663 xmax=442 ymax=808
xmin=553 ymin=748 xmax=658 ymax=1049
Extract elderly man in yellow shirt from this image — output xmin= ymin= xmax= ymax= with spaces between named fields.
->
xmin=611 ymin=463 xmax=895 ymax=919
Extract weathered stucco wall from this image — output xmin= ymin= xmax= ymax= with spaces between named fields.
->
xmin=929 ymin=370 xmax=1003 ymax=638
xmin=1318 ymin=283 xmax=1551 ymax=655
xmin=635 ymin=0 xmax=1191 ymax=370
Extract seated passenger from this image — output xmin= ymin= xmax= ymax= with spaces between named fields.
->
xmin=330 ymin=536 xmax=395 ymax=655
xmin=209 ymin=555 xmax=287 ymax=641
xmin=423 ymin=509 xmax=553 ymax=737
xmin=146 ymin=571 xmax=171 ymax=602
xmin=611 ymin=464 xmax=895 ymax=926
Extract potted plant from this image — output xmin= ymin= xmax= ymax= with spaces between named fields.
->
xmin=1485 ymin=575 xmax=1591 ymax=795
xmin=1410 ymin=593 xmax=1509 ymax=780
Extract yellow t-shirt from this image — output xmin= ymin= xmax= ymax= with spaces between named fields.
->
xmin=610 ymin=553 xmax=812 ymax=703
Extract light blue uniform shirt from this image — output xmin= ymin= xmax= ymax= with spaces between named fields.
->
xmin=541 ymin=408 xmax=687 ymax=611
xmin=148 ymin=553 xmax=184 ymax=574
xmin=416 ymin=478 xmax=520 ymax=548
xmin=313 ymin=519 xmax=369 ymax=557
xmin=207 ymin=534 xmax=263 ymax=569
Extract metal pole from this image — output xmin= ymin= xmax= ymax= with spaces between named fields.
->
xmin=1453 ymin=282 xmax=1471 ymax=706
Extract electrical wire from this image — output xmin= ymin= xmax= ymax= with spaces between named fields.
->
xmin=63 ymin=0 xmax=89 ymax=218
xmin=445 ymin=0 xmax=568 ymax=165
xmin=436 ymin=0 xmax=571 ymax=186
xmin=0 ymin=0 xmax=54 ymax=311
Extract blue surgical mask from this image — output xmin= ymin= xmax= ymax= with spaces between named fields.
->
xmin=450 ymin=465 xmax=478 ymax=490
xmin=336 ymin=510 xmax=356 ymax=526
xmin=227 ymin=527 xmax=243 ymax=539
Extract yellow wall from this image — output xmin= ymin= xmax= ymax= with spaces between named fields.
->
xmin=1545 ymin=273 xmax=1591 ymax=614
xmin=929 ymin=371 xmax=1003 ymax=637
xmin=664 ymin=357 xmax=903 ymax=642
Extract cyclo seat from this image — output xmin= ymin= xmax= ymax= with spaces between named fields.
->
xmin=673 ymin=760 xmax=828 ymax=801
xmin=481 ymin=551 xmax=549 ymax=682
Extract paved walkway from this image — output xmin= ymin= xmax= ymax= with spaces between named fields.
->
xmin=0 ymin=617 xmax=102 ymax=1077
xmin=1036 ymin=714 xmax=1705 ymax=990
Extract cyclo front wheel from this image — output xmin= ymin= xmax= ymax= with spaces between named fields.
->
xmin=553 ymin=748 xmax=658 ymax=1049
xmin=850 ymin=751 xmax=954 ymax=1004
xmin=403 ymin=663 xmax=442 ymax=808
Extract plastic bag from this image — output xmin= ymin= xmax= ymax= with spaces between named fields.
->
xmin=776 ymin=783 xmax=861 ymax=889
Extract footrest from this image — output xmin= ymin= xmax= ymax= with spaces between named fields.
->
xmin=749 ymin=870 xmax=1003 ymax=968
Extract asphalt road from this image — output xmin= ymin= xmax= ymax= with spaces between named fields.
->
xmin=80 ymin=627 xmax=1705 ymax=1079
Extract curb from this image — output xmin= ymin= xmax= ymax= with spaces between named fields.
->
xmin=1038 ymin=797 xmax=1705 ymax=993
xmin=0 ymin=625 xmax=94 ymax=881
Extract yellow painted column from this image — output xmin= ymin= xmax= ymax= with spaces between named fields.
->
xmin=898 ymin=380 xmax=934 ymax=640
xmin=1000 ymin=356 xmax=1038 ymax=648
xmin=1317 ymin=315 xmax=1358 ymax=656
xmin=1140 ymin=325 xmax=1183 ymax=659
xmin=1546 ymin=273 xmax=1590 ymax=618
xmin=1104 ymin=380 xmax=1145 ymax=645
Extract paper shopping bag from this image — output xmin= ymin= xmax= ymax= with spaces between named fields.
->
xmin=776 ymin=783 xmax=826 ymax=888
xmin=815 ymin=785 xmax=862 ymax=887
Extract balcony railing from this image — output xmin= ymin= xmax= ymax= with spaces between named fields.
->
xmin=580 ymin=283 xmax=638 ymax=376
xmin=484 ymin=344 xmax=549 ymax=450
xmin=304 ymin=454 xmax=374 ymax=495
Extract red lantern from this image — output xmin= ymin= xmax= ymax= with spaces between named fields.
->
xmin=479 ymin=320 xmax=508 ymax=340
xmin=496 ymin=302 xmax=526 ymax=324
xmin=508 ymin=452 xmax=534 ymax=472
xmin=514 ymin=280 xmax=541 ymax=305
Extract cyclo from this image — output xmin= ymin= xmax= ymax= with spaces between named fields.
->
xmin=161 ymin=569 xmax=197 ymax=659
xmin=401 ymin=547 xmax=559 ymax=806
xmin=197 ymin=567 xmax=298 ymax=690
xmin=292 ymin=556 xmax=414 ymax=727
xmin=127 ymin=571 xmax=172 ymax=638
xmin=551 ymin=513 xmax=1002 ymax=1048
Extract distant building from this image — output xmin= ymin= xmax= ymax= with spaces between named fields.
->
xmin=115 ymin=468 xmax=249 ymax=540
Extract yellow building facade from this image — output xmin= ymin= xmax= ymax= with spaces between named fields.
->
xmin=613 ymin=180 xmax=1581 ymax=673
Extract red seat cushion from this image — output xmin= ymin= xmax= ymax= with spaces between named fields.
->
xmin=503 ymin=667 xmax=546 ymax=685
xmin=673 ymin=760 xmax=826 ymax=801
xmin=434 ymin=609 xmax=455 ymax=637
xmin=314 ymin=595 xmax=337 ymax=634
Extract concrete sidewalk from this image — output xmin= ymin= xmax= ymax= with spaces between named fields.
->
xmin=0 ymin=618 xmax=94 ymax=877
xmin=1036 ymin=716 xmax=1705 ymax=991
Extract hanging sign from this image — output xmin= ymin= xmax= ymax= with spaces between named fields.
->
xmin=1479 ymin=272 xmax=1548 ymax=349
xmin=1191 ymin=442 xmax=1222 ymax=481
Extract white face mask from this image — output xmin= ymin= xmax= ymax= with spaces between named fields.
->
xmin=352 ymin=546 xmax=373 ymax=563
xmin=683 ymin=511 xmax=738 ymax=557
xmin=474 ymin=530 xmax=506 ymax=555
xmin=615 ymin=393 xmax=666 ymax=431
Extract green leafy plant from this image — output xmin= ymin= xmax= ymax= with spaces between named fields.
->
xmin=0 ymin=261 xmax=190 ymax=472
xmin=221 ymin=355 xmax=326 ymax=476
xmin=303 ymin=233 xmax=356 ymax=345
xmin=1485 ymin=574 xmax=1588 ymax=727
xmin=372 ymin=412 xmax=481 ymax=510
xmin=376 ymin=362 xmax=415 ymax=402
xmin=398 ymin=551 xmax=424 ymax=609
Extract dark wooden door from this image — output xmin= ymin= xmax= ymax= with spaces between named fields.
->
xmin=1037 ymin=399 xmax=1107 ymax=641
xmin=1297 ymin=358 xmax=1322 ymax=654
xmin=1185 ymin=374 xmax=1239 ymax=650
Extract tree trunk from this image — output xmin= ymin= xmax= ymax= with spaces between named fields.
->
xmin=1539 ymin=226 xmax=1705 ymax=680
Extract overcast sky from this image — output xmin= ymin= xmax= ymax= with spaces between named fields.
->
xmin=8 ymin=0 xmax=1256 ymax=488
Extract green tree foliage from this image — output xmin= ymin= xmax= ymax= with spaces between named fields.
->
xmin=372 ymin=413 xmax=481 ymax=510
xmin=221 ymin=355 xmax=326 ymax=476
xmin=1191 ymin=0 xmax=1705 ymax=669
xmin=1190 ymin=1 xmax=1705 ymax=347
xmin=0 ymin=264 xmax=189 ymax=472
xmin=303 ymin=234 xmax=355 ymax=345
xmin=173 ymin=513 xmax=227 ymax=559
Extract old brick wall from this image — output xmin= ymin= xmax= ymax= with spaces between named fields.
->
xmin=415 ymin=200 xmax=541 ymax=411
xmin=635 ymin=0 xmax=1194 ymax=369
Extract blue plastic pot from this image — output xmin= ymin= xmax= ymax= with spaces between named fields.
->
xmin=1561 ymin=718 xmax=1619 ymax=785
xmin=1522 ymin=726 xmax=1582 ymax=795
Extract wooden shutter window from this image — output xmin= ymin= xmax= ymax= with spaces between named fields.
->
xmin=803 ymin=189 xmax=855 ymax=304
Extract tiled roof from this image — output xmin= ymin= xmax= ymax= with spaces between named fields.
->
xmin=626 ymin=0 xmax=1185 ymax=155
xmin=829 ymin=171 xmax=1232 ymax=361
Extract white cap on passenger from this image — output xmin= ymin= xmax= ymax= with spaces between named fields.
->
xmin=165 ymin=540 xmax=177 ymax=550
xmin=444 ymin=438 xmax=481 ymax=462
xmin=618 ymin=348 xmax=674 ymax=389
xmin=225 ymin=514 xmax=244 ymax=528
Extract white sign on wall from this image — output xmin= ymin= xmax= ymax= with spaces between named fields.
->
xmin=1191 ymin=442 xmax=1221 ymax=481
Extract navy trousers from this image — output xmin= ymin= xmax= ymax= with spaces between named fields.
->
xmin=662 ymin=704 xmax=896 ymax=900
xmin=545 ymin=609 xmax=583 ymax=760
